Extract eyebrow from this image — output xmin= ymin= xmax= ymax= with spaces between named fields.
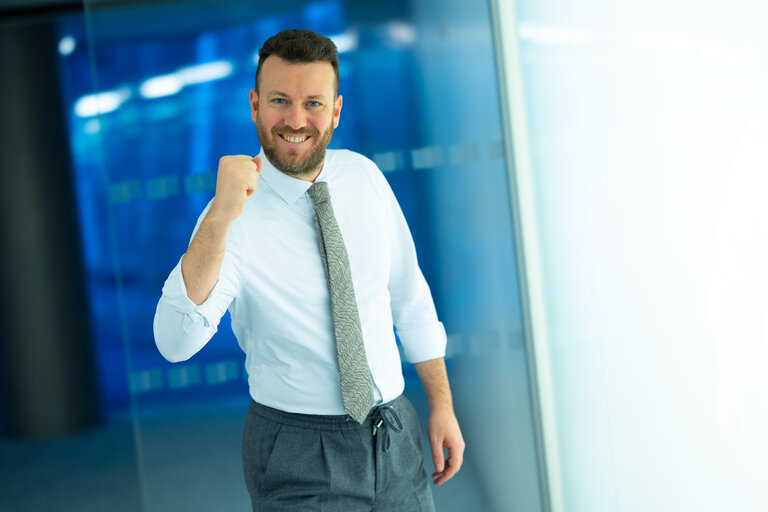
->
xmin=266 ymin=90 xmax=327 ymax=101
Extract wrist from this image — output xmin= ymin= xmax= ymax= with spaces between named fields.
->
xmin=206 ymin=202 xmax=237 ymax=228
xmin=427 ymin=396 xmax=455 ymax=416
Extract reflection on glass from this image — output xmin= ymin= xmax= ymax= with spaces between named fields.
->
xmin=71 ymin=0 xmax=544 ymax=509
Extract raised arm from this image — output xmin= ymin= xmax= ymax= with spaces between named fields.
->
xmin=153 ymin=155 xmax=261 ymax=362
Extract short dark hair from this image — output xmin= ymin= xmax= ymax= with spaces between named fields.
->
xmin=255 ymin=29 xmax=339 ymax=96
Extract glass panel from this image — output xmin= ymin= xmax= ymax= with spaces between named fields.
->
xmin=0 ymin=8 xmax=144 ymax=512
xmin=78 ymin=1 xmax=544 ymax=510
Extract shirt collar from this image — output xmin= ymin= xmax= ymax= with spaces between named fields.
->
xmin=258 ymin=150 xmax=330 ymax=205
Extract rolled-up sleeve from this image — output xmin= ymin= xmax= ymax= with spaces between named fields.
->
xmin=382 ymin=175 xmax=446 ymax=363
xmin=153 ymin=201 xmax=243 ymax=362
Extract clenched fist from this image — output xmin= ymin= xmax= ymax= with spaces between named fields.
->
xmin=209 ymin=155 xmax=262 ymax=221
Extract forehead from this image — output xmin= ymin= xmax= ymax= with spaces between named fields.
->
xmin=259 ymin=55 xmax=335 ymax=98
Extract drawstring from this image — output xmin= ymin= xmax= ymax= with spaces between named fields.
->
xmin=371 ymin=405 xmax=403 ymax=452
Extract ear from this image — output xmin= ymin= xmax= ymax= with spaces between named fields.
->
xmin=249 ymin=88 xmax=259 ymax=123
xmin=332 ymin=94 xmax=343 ymax=129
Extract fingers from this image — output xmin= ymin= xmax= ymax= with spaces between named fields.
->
xmin=245 ymin=156 xmax=261 ymax=197
xmin=431 ymin=436 xmax=465 ymax=486
xmin=427 ymin=411 xmax=465 ymax=486
xmin=213 ymin=154 xmax=263 ymax=219
xmin=432 ymin=458 xmax=458 ymax=485
xmin=430 ymin=436 xmax=445 ymax=475
xmin=433 ymin=445 xmax=463 ymax=485
xmin=251 ymin=156 xmax=263 ymax=173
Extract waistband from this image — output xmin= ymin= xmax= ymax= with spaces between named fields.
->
xmin=248 ymin=395 xmax=404 ymax=431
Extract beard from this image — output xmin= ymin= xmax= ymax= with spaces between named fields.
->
xmin=256 ymin=114 xmax=334 ymax=179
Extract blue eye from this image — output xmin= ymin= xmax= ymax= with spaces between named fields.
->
xmin=308 ymin=101 xmax=320 ymax=107
xmin=273 ymin=98 xmax=286 ymax=104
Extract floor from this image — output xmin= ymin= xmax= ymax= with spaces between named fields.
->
xmin=1 ymin=347 xmax=545 ymax=511
xmin=0 ymin=386 xmax=485 ymax=511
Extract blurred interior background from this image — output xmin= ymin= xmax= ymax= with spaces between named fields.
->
xmin=1 ymin=0 xmax=767 ymax=511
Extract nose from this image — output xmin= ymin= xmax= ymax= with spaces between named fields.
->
xmin=284 ymin=104 xmax=307 ymax=130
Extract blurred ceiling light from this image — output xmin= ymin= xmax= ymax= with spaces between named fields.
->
xmin=139 ymin=60 xmax=234 ymax=99
xmin=632 ymin=30 xmax=759 ymax=67
xmin=388 ymin=22 xmax=416 ymax=45
xmin=140 ymin=74 xmax=183 ymax=99
xmin=330 ymin=29 xmax=359 ymax=53
xmin=74 ymin=88 xmax=131 ymax=118
xmin=518 ymin=23 xmax=597 ymax=45
xmin=58 ymin=35 xmax=76 ymax=56
xmin=632 ymin=29 xmax=693 ymax=53
xmin=178 ymin=60 xmax=233 ymax=85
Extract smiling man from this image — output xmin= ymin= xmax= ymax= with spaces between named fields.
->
xmin=154 ymin=29 xmax=463 ymax=511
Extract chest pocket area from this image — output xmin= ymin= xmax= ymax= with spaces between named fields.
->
xmin=337 ymin=205 xmax=390 ymax=291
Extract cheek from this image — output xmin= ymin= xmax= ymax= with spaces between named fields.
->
xmin=256 ymin=111 xmax=279 ymax=131
xmin=311 ymin=113 xmax=333 ymax=131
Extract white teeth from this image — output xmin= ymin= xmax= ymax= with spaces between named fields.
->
xmin=283 ymin=135 xmax=308 ymax=143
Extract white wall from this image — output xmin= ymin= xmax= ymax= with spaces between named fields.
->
xmin=507 ymin=1 xmax=768 ymax=510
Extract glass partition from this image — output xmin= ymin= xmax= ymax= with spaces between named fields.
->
xmin=76 ymin=1 xmax=545 ymax=509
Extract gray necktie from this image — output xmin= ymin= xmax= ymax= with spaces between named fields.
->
xmin=307 ymin=181 xmax=374 ymax=424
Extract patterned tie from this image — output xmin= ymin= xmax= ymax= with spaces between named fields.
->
xmin=307 ymin=181 xmax=374 ymax=424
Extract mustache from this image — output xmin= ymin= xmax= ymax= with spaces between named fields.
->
xmin=274 ymin=127 xmax=318 ymax=137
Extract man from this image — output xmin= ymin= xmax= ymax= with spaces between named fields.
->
xmin=154 ymin=29 xmax=464 ymax=511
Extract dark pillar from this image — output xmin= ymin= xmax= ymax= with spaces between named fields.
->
xmin=0 ymin=16 xmax=101 ymax=437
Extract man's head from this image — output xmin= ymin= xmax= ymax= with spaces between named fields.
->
xmin=255 ymin=29 xmax=339 ymax=97
xmin=250 ymin=30 xmax=342 ymax=180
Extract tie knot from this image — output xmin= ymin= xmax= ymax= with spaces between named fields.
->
xmin=308 ymin=181 xmax=330 ymax=205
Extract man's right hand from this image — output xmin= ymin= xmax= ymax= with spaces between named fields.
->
xmin=210 ymin=155 xmax=263 ymax=221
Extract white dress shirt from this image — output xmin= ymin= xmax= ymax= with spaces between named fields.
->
xmin=153 ymin=149 xmax=446 ymax=415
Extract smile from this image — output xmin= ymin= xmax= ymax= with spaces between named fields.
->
xmin=280 ymin=134 xmax=310 ymax=144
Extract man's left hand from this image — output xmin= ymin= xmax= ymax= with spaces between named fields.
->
xmin=427 ymin=408 xmax=465 ymax=485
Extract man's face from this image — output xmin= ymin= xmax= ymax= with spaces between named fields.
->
xmin=250 ymin=55 xmax=342 ymax=180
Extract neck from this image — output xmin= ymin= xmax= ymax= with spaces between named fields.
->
xmin=280 ymin=160 xmax=324 ymax=183
xmin=304 ymin=161 xmax=324 ymax=183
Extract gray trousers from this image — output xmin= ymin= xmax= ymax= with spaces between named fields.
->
xmin=242 ymin=394 xmax=435 ymax=511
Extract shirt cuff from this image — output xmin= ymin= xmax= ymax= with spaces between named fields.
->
xmin=398 ymin=321 xmax=447 ymax=363
xmin=161 ymin=256 xmax=222 ymax=333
